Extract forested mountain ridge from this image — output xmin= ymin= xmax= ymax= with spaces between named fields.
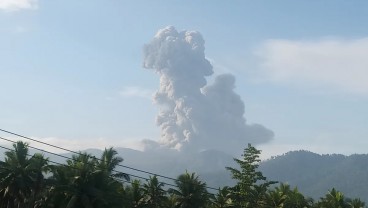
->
xmin=259 ymin=150 xmax=368 ymax=202
xmin=101 ymin=147 xmax=368 ymax=202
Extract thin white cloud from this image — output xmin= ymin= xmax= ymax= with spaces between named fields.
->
xmin=256 ymin=37 xmax=368 ymax=95
xmin=0 ymin=0 xmax=38 ymax=12
xmin=119 ymin=86 xmax=154 ymax=99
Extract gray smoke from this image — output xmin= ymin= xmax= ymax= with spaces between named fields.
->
xmin=143 ymin=26 xmax=273 ymax=153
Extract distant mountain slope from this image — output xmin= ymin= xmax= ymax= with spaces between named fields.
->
xmin=106 ymin=147 xmax=368 ymax=201
xmin=259 ymin=150 xmax=368 ymax=202
xmin=113 ymin=148 xmax=236 ymax=189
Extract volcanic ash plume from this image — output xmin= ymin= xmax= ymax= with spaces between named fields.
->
xmin=143 ymin=26 xmax=273 ymax=153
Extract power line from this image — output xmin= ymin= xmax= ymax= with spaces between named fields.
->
xmin=0 ymin=129 xmax=176 ymax=179
xmin=0 ymin=135 xmax=132 ymax=180
xmin=0 ymin=133 xmax=222 ymax=193
xmin=1 ymin=136 xmax=246 ymax=207
xmin=0 ymin=128 xmax=223 ymax=192
xmin=0 ymin=143 xmax=206 ymax=195
xmin=0 ymin=144 xmax=138 ymax=190
xmin=0 ymin=136 xmax=181 ymax=189
xmin=0 ymin=128 xmax=281 ymax=198
xmin=0 ymin=143 xmax=173 ymax=190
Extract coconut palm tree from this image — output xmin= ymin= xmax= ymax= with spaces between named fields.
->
xmin=124 ymin=179 xmax=145 ymax=208
xmin=211 ymin=186 xmax=234 ymax=208
xmin=169 ymin=172 xmax=209 ymax=208
xmin=140 ymin=175 xmax=167 ymax=207
xmin=96 ymin=147 xmax=130 ymax=207
xmin=27 ymin=153 xmax=52 ymax=207
xmin=47 ymin=152 xmax=125 ymax=208
xmin=346 ymin=198 xmax=365 ymax=208
xmin=317 ymin=188 xmax=346 ymax=208
xmin=97 ymin=147 xmax=129 ymax=180
xmin=63 ymin=153 xmax=101 ymax=208
xmin=264 ymin=183 xmax=314 ymax=208
xmin=0 ymin=141 xmax=50 ymax=208
xmin=45 ymin=147 xmax=130 ymax=208
xmin=164 ymin=194 xmax=178 ymax=208
xmin=265 ymin=188 xmax=287 ymax=208
xmin=285 ymin=186 xmax=313 ymax=208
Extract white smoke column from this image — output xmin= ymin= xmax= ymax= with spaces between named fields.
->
xmin=143 ymin=26 xmax=273 ymax=153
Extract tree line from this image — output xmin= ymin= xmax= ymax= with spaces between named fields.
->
xmin=0 ymin=141 xmax=365 ymax=208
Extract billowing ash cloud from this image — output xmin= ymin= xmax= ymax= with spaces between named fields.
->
xmin=143 ymin=26 xmax=273 ymax=153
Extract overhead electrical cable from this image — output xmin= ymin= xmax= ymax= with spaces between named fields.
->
xmin=0 ymin=129 xmax=226 ymax=192
xmin=0 ymin=136 xmax=180 ymax=189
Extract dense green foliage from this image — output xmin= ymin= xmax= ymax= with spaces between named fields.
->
xmin=0 ymin=141 xmax=365 ymax=208
xmin=226 ymin=143 xmax=277 ymax=207
xmin=259 ymin=150 xmax=368 ymax=202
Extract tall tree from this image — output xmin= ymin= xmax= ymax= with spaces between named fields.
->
xmin=141 ymin=175 xmax=167 ymax=208
xmin=346 ymin=198 xmax=365 ymax=208
xmin=64 ymin=153 xmax=101 ymax=208
xmin=125 ymin=179 xmax=145 ymax=208
xmin=265 ymin=187 xmax=287 ymax=208
xmin=211 ymin=186 xmax=234 ymax=208
xmin=169 ymin=172 xmax=209 ymax=208
xmin=226 ymin=143 xmax=277 ymax=208
xmin=317 ymin=188 xmax=346 ymax=208
xmin=283 ymin=185 xmax=313 ymax=208
xmin=27 ymin=153 xmax=52 ymax=207
xmin=47 ymin=150 xmax=126 ymax=208
xmin=97 ymin=147 xmax=129 ymax=180
xmin=265 ymin=183 xmax=313 ymax=208
xmin=0 ymin=141 xmax=50 ymax=208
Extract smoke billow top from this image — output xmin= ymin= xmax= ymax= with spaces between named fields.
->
xmin=143 ymin=26 xmax=273 ymax=153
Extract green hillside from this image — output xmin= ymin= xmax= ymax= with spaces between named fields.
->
xmin=260 ymin=150 xmax=368 ymax=202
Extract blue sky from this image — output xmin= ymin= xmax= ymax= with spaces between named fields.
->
xmin=1 ymin=0 xmax=368 ymax=158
